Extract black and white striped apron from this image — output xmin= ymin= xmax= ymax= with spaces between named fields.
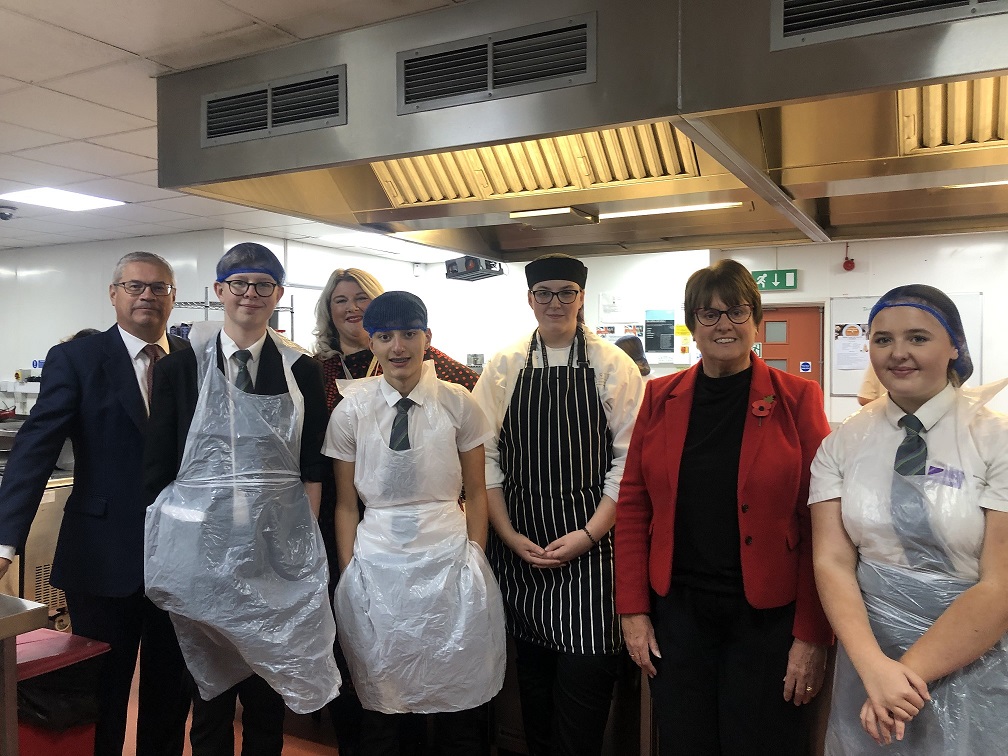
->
xmin=489 ymin=328 xmax=619 ymax=654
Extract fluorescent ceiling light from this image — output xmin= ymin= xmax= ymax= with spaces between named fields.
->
xmin=319 ymin=228 xmax=458 ymax=264
xmin=509 ymin=207 xmax=575 ymax=219
xmin=0 ymin=188 xmax=125 ymax=211
xmin=598 ymin=202 xmax=744 ymax=219
xmin=943 ymin=180 xmax=1008 ymax=189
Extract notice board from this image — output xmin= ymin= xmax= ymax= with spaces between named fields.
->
xmin=829 ymin=293 xmax=982 ymax=397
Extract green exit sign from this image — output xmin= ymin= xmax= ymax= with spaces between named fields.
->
xmin=752 ymin=269 xmax=798 ymax=291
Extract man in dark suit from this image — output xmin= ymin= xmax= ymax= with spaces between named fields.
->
xmin=144 ymin=242 xmax=331 ymax=756
xmin=0 ymin=251 xmax=192 ymax=756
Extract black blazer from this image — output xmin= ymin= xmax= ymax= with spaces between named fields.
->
xmin=143 ymin=334 xmax=328 ymax=500
xmin=0 ymin=325 xmax=189 ymax=597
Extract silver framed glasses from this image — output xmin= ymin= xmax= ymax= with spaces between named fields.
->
xmin=114 ymin=281 xmax=175 ymax=296
xmin=531 ymin=288 xmax=581 ymax=305
xmin=224 ymin=279 xmax=278 ymax=296
xmin=693 ymin=304 xmax=753 ymax=327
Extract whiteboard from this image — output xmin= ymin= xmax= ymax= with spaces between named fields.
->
xmin=829 ymin=293 xmax=982 ymax=397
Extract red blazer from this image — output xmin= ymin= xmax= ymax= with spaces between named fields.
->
xmin=614 ymin=356 xmax=833 ymax=645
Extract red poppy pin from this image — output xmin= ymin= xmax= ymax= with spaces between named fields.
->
xmin=751 ymin=395 xmax=775 ymax=420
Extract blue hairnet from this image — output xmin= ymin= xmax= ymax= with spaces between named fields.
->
xmin=868 ymin=284 xmax=972 ymax=382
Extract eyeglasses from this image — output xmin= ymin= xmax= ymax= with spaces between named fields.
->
xmin=693 ymin=304 xmax=753 ymax=327
xmin=223 ymin=279 xmax=278 ymax=297
xmin=531 ymin=288 xmax=581 ymax=305
xmin=114 ymin=281 xmax=175 ymax=296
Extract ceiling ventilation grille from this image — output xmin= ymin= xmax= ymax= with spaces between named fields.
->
xmin=202 ymin=66 xmax=347 ymax=147
xmin=398 ymin=13 xmax=595 ymax=114
xmin=771 ymin=0 xmax=1008 ymax=50
xmin=898 ymin=76 xmax=1008 ymax=154
xmin=371 ymin=120 xmax=699 ymax=207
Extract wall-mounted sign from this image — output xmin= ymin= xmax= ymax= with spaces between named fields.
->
xmin=800 ymin=361 xmax=812 ymax=373
xmin=752 ymin=269 xmax=798 ymax=291
xmin=752 ymin=342 xmax=762 ymax=357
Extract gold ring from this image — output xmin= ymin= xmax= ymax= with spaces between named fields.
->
xmin=805 ymin=686 xmax=814 ymax=692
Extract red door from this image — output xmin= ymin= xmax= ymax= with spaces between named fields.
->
xmin=755 ymin=306 xmax=823 ymax=386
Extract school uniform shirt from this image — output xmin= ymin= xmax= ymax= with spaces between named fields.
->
xmin=810 ymin=382 xmax=1008 ymax=580
xmin=323 ymin=367 xmax=491 ymax=466
xmin=473 ymin=329 xmax=644 ymax=502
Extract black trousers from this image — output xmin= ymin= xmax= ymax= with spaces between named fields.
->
xmin=190 ymin=673 xmax=285 ymax=756
xmin=648 ymin=586 xmax=802 ymax=756
xmin=513 ymin=638 xmax=619 ymax=756
xmin=63 ymin=589 xmax=191 ymax=756
xmin=358 ymin=708 xmax=481 ymax=756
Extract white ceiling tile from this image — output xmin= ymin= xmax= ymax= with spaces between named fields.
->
xmin=13 ymin=142 xmax=156 ymax=178
xmin=0 ymin=155 xmax=104 ymax=186
xmin=93 ymin=204 xmax=198 ymax=223
xmin=143 ymin=195 xmax=253 ymax=216
xmin=106 ymin=223 xmax=181 ymax=237
xmin=0 ymin=227 xmax=77 ymax=244
xmin=88 ymin=128 xmax=159 ymax=159
xmin=0 ymin=76 xmax=27 ymax=95
xmin=0 ymin=9 xmax=130 ymax=82
xmin=40 ymin=212 xmax=142 ymax=230
xmin=62 ymin=177 xmax=183 ymax=203
xmin=0 ymin=122 xmax=68 ymax=154
xmin=213 ymin=210 xmax=311 ymax=227
xmin=158 ymin=216 xmax=229 ymax=231
xmin=274 ymin=0 xmax=450 ymax=38
xmin=148 ymin=22 xmax=295 ymax=70
xmin=0 ymin=87 xmax=153 ymax=140
xmin=0 ymin=0 xmax=256 ymax=57
xmin=118 ymin=170 xmax=164 ymax=188
xmin=42 ymin=59 xmax=164 ymax=120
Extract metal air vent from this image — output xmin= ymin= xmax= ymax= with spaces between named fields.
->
xmin=898 ymin=75 xmax=1008 ymax=153
xmin=771 ymin=0 xmax=1008 ymax=50
xmin=398 ymin=13 xmax=595 ymax=114
xmin=202 ymin=66 xmax=347 ymax=147
xmin=372 ymin=120 xmax=699 ymax=207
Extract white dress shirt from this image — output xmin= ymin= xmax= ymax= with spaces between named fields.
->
xmin=218 ymin=330 xmax=267 ymax=388
xmin=118 ymin=325 xmax=170 ymax=411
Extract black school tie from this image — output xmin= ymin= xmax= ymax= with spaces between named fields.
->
xmin=234 ymin=349 xmax=253 ymax=392
xmin=390 ymin=397 xmax=415 ymax=451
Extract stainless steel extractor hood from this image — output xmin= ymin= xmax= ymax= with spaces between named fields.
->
xmin=157 ymin=0 xmax=1008 ymax=261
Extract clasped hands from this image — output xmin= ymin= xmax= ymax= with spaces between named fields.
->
xmin=859 ymin=657 xmax=930 ymax=746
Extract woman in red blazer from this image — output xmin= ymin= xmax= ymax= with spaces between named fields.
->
xmin=615 ymin=259 xmax=833 ymax=755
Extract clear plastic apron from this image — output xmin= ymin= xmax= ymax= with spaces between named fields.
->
xmin=144 ymin=323 xmax=341 ymax=713
xmin=826 ymin=380 xmax=1008 ymax=754
xmin=333 ymin=363 xmax=506 ymax=713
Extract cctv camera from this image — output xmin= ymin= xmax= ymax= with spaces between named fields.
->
xmin=0 ymin=206 xmax=16 ymax=221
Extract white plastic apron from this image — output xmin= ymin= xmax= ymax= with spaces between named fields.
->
xmin=334 ymin=363 xmax=506 ymax=713
xmin=144 ymin=322 xmax=341 ymax=713
xmin=825 ymin=380 xmax=1008 ymax=755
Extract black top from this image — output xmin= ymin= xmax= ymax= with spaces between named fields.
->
xmin=672 ymin=366 xmax=752 ymax=595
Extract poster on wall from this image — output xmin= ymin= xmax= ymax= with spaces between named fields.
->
xmin=595 ymin=323 xmax=644 ymax=344
xmin=833 ymin=323 xmax=870 ymax=371
xmin=644 ymin=310 xmax=676 ymax=353
xmin=598 ymin=292 xmax=644 ymax=324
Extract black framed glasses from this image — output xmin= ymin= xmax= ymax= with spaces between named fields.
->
xmin=693 ymin=304 xmax=753 ymax=327
xmin=114 ymin=281 xmax=174 ymax=296
xmin=224 ymin=279 xmax=278 ymax=296
xmin=531 ymin=288 xmax=581 ymax=305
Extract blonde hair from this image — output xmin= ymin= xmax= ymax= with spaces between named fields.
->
xmin=313 ymin=268 xmax=385 ymax=359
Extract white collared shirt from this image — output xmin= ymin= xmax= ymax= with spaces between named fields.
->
xmin=218 ymin=330 xmax=268 ymax=388
xmin=323 ymin=363 xmax=491 ymax=461
xmin=117 ymin=325 xmax=170 ymax=411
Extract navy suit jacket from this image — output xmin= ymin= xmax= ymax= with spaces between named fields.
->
xmin=0 ymin=325 xmax=189 ymax=597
